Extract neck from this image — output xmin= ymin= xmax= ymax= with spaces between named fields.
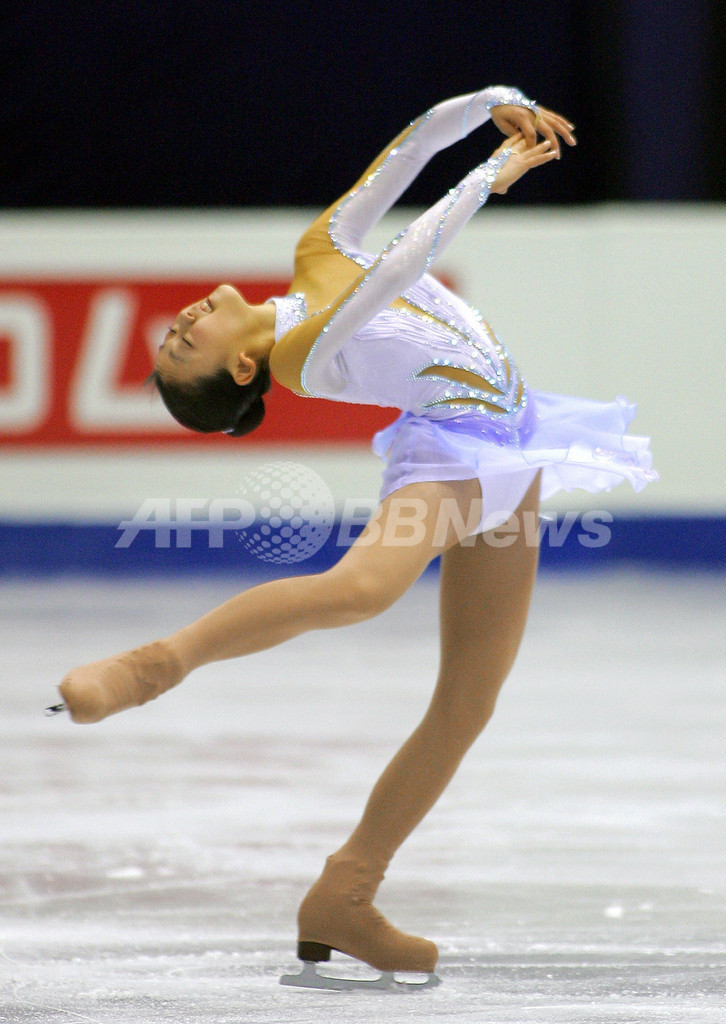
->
xmin=241 ymin=301 xmax=277 ymax=365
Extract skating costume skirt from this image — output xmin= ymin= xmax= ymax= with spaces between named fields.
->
xmin=372 ymin=390 xmax=658 ymax=533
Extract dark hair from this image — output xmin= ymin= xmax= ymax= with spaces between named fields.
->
xmin=149 ymin=363 xmax=271 ymax=437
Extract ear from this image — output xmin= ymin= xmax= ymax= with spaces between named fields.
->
xmin=233 ymin=352 xmax=257 ymax=386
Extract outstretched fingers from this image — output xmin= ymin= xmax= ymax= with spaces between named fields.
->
xmin=490 ymin=134 xmax=558 ymax=194
xmin=522 ymin=138 xmax=559 ymax=167
xmin=493 ymin=104 xmax=576 ymax=159
xmin=535 ymin=106 xmax=577 ymax=154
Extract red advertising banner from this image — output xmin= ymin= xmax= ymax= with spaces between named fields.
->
xmin=0 ymin=279 xmax=396 ymax=447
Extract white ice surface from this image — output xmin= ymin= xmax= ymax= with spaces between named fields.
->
xmin=1 ymin=570 xmax=725 ymax=1022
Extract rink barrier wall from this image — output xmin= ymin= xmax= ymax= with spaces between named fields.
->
xmin=1 ymin=515 xmax=724 ymax=577
xmin=1 ymin=208 xmax=724 ymax=571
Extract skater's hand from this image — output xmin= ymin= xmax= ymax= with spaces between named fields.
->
xmin=491 ymin=103 xmax=576 ymax=159
xmin=488 ymin=133 xmax=559 ymax=195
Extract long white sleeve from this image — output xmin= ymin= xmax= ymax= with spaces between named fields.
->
xmin=301 ymin=147 xmax=512 ymax=396
xmin=331 ymin=85 xmax=536 ymax=258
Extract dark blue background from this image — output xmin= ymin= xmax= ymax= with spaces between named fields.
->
xmin=3 ymin=0 xmax=724 ymax=208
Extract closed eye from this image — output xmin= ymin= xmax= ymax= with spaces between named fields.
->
xmin=164 ymin=326 xmax=193 ymax=348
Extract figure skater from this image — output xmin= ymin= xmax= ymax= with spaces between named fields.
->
xmin=55 ymin=85 xmax=656 ymax=989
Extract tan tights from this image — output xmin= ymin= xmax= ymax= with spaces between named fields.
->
xmin=298 ymin=474 xmax=541 ymax=971
xmin=59 ymin=473 xmax=541 ymax=972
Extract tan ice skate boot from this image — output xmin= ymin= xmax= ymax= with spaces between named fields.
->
xmin=281 ymin=852 xmax=440 ymax=990
xmin=55 ymin=641 xmax=184 ymax=723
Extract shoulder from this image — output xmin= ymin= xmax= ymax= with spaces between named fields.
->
xmin=290 ymin=212 xmax=369 ymax=313
xmin=270 ymin=267 xmax=369 ymax=394
xmin=293 ymin=205 xmax=339 ymax=264
xmin=268 ymin=307 xmax=334 ymax=393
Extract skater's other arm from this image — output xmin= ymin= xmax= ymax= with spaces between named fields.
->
xmin=320 ymin=86 xmax=574 ymax=254
xmin=271 ymin=134 xmax=560 ymax=397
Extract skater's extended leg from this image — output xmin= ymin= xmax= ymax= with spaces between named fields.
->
xmin=58 ymin=478 xmax=478 ymax=723
xmin=298 ymin=471 xmax=541 ymax=971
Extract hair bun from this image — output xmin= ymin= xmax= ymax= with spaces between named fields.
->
xmin=226 ymin=395 xmax=266 ymax=437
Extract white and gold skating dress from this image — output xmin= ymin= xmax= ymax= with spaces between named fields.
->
xmin=268 ymin=86 xmax=657 ymax=523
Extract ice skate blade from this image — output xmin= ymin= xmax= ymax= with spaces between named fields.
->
xmin=279 ymin=960 xmax=441 ymax=992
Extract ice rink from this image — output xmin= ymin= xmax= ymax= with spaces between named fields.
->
xmin=1 ymin=569 xmax=724 ymax=1023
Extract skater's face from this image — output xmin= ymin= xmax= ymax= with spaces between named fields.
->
xmin=155 ymin=283 xmax=254 ymax=386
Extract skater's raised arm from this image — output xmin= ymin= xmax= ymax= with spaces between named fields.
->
xmin=323 ymin=86 xmax=574 ymax=254
xmin=270 ymin=134 xmax=559 ymax=398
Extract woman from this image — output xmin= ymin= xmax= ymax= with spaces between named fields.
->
xmin=56 ymin=86 xmax=656 ymax=988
